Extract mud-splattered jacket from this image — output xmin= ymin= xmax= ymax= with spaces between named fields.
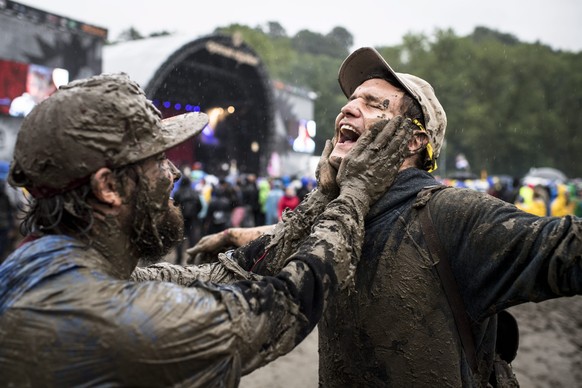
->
xmin=236 ymin=168 xmax=582 ymax=387
xmin=0 ymin=194 xmax=365 ymax=387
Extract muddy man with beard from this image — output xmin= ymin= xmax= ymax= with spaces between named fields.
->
xmin=0 ymin=73 xmax=413 ymax=386
xmin=189 ymin=47 xmax=582 ymax=387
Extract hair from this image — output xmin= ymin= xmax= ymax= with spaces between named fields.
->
xmin=179 ymin=175 xmax=192 ymax=187
xmin=20 ymin=163 xmax=140 ymax=240
xmin=365 ymin=72 xmax=432 ymax=171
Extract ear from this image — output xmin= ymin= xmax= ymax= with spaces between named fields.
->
xmin=91 ymin=168 xmax=123 ymax=208
xmin=408 ymin=131 xmax=429 ymax=152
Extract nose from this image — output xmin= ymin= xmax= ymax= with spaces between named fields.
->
xmin=169 ymin=161 xmax=181 ymax=183
xmin=340 ymin=99 xmax=361 ymax=118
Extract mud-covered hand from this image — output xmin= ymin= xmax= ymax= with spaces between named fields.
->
xmin=336 ymin=116 xmax=414 ymax=209
xmin=186 ymin=231 xmax=229 ymax=264
xmin=315 ymin=138 xmax=339 ymax=200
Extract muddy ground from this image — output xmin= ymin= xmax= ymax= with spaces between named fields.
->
xmin=240 ymin=296 xmax=582 ymax=388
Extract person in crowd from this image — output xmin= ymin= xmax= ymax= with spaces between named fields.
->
xmin=187 ymin=47 xmax=582 ymax=387
xmin=575 ymin=184 xmax=582 ymax=217
xmin=257 ymin=177 xmax=270 ymax=225
xmin=0 ymin=178 xmax=14 ymax=262
xmin=515 ymin=184 xmax=549 ymax=216
xmin=194 ymin=176 xmax=211 ymax=224
xmin=0 ymin=72 xmax=413 ymax=386
xmin=297 ymin=177 xmax=315 ymax=202
xmin=241 ymin=174 xmax=262 ymax=226
xmin=172 ymin=175 xmax=202 ymax=265
xmin=277 ymin=185 xmax=300 ymax=220
xmin=203 ymin=178 xmax=238 ymax=236
xmin=550 ymin=183 xmax=575 ymax=216
xmin=264 ymin=179 xmax=284 ymax=225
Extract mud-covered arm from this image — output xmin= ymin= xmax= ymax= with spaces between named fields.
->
xmin=236 ymin=188 xmax=333 ymax=274
xmin=130 ymin=255 xmax=255 ymax=285
xmin=234 ymin=192 xmax=370 ymax=374
xmin=184 ymin=187 xmax=331 ymax=268
xmin=131 ymin=196 xmax=330 ymax=287
xmin=186 ymin=138 xmax=339 ymax=272
xmin=263 ymin=135 xmax=345 ymax=262
xmin=118 ymin=194 xmax=367 ymax=385
xmin=117 ymin=117 xmax=413 ymax=383
xmin=430 ymin=188 xmax=582 ymax=321
xmin=185 ymin=225 xmax=274 ymax=264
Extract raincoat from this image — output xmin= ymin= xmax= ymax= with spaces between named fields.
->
xmin=550 ymin=183 xmax=575 ymax=216
xmin=0 ymin=192 xmax=366 ymax=387
xmin=231 ymin=168 xmax=582 ymax=387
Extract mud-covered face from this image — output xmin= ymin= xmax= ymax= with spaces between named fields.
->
xmin=129 ymin=153 xmax=184 ymax=264
xmin=330 ymin=78 xmax=405 ymax=169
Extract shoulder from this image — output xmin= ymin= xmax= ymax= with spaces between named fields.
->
xmin=414 ymin=185 xmax=515 ymax=220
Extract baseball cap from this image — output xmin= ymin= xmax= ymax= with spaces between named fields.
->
xmin=338 ymin=47 xmax=447 ymax=160
xmin=8 ymin=73 xmax=208 ymax=198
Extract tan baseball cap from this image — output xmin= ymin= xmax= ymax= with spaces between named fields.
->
xmin=9 ymin=73 xmax=208 ymax=198
xmin=338 ymin=47 xmax=447 ymax=159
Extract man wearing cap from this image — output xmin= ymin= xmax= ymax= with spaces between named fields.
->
xmin=0 ymin=72 xmax=414 ymax=386
xmin=188 ymin=47 xmax=582 ymax=386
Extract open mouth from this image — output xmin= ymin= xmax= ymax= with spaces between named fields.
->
xmin=339 ymin=124 xmax=361 ymax=144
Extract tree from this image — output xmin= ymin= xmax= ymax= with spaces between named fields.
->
xmin=149 ymin=31 xmax=172 ymax=38
xmin=266 ymin=21 xmax=287 ymax=38
xmin=116 ymin=27 xmax=144 ymax=42
xmin=326 ymin=27 xmax=353 ymax=51
xmin=472 ymin=26 xmax=520 ymax=46
xmin=291 ymin=30 xmax=347 ymax=58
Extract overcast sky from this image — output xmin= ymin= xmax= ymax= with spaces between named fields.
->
xmin=17 ymin=0 xmax=582 ymax=52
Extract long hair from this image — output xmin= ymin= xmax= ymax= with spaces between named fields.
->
xmin=20 ymin=164 xmax=139 ymax=240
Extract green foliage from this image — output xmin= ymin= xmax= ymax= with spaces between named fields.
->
xmin=372 ymin=26 xmax=582 ymax=178
xmin=326 ymin=27 xmax=353 ymax=56
xmin=266 ymin=21 xmax=287 ymax=38
xmin=291 ymin=30 xmax=349 ymax=58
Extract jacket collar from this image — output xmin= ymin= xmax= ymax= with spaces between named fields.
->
xmin=367 ymin=168 xmax=438 ymax=222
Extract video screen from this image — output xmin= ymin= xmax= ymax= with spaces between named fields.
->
xmin=0 ymin=59 xmax=69 ymax=117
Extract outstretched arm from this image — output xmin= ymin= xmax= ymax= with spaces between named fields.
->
xmin=185 ymin=138 xmax=340 ymax=268
xmin=185 ymin=225 xmax=275 ymax=264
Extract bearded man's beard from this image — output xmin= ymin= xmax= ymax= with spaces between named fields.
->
xmin=129 ymin=186 xmax=184 ymax=265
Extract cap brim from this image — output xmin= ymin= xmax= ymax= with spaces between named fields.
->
xmin=338 ymin=47 xmax=416 ymax=98
xmin=159 ymin=111 xmax=209 ymax=151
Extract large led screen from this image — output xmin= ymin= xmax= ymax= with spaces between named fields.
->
xmin=0 ymin=59 xmax=69 ymax=116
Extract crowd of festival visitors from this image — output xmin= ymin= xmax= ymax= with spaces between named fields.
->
xmin=166 ymin=163 xmax=582 ymax=263
xmin=0 ymin=159 xmax=581 ymax=264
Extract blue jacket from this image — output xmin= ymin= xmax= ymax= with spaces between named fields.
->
xmin=0 ymin=192 xmax=362 ymax=388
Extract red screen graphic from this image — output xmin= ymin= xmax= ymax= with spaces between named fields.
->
xmin=0 ymin=59 xmax=68 ymax=117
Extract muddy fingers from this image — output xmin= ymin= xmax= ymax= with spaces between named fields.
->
xmin=335 ymin=115 xmax=413 ymax=209
xmin=316 ymin=139 xmax=339 ymax=200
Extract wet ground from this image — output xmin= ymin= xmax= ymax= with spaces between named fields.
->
xmin=162 ymin=246 xmax=582 ymax=387
xmin=240 ymin=296 xmax=582 ymax=388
